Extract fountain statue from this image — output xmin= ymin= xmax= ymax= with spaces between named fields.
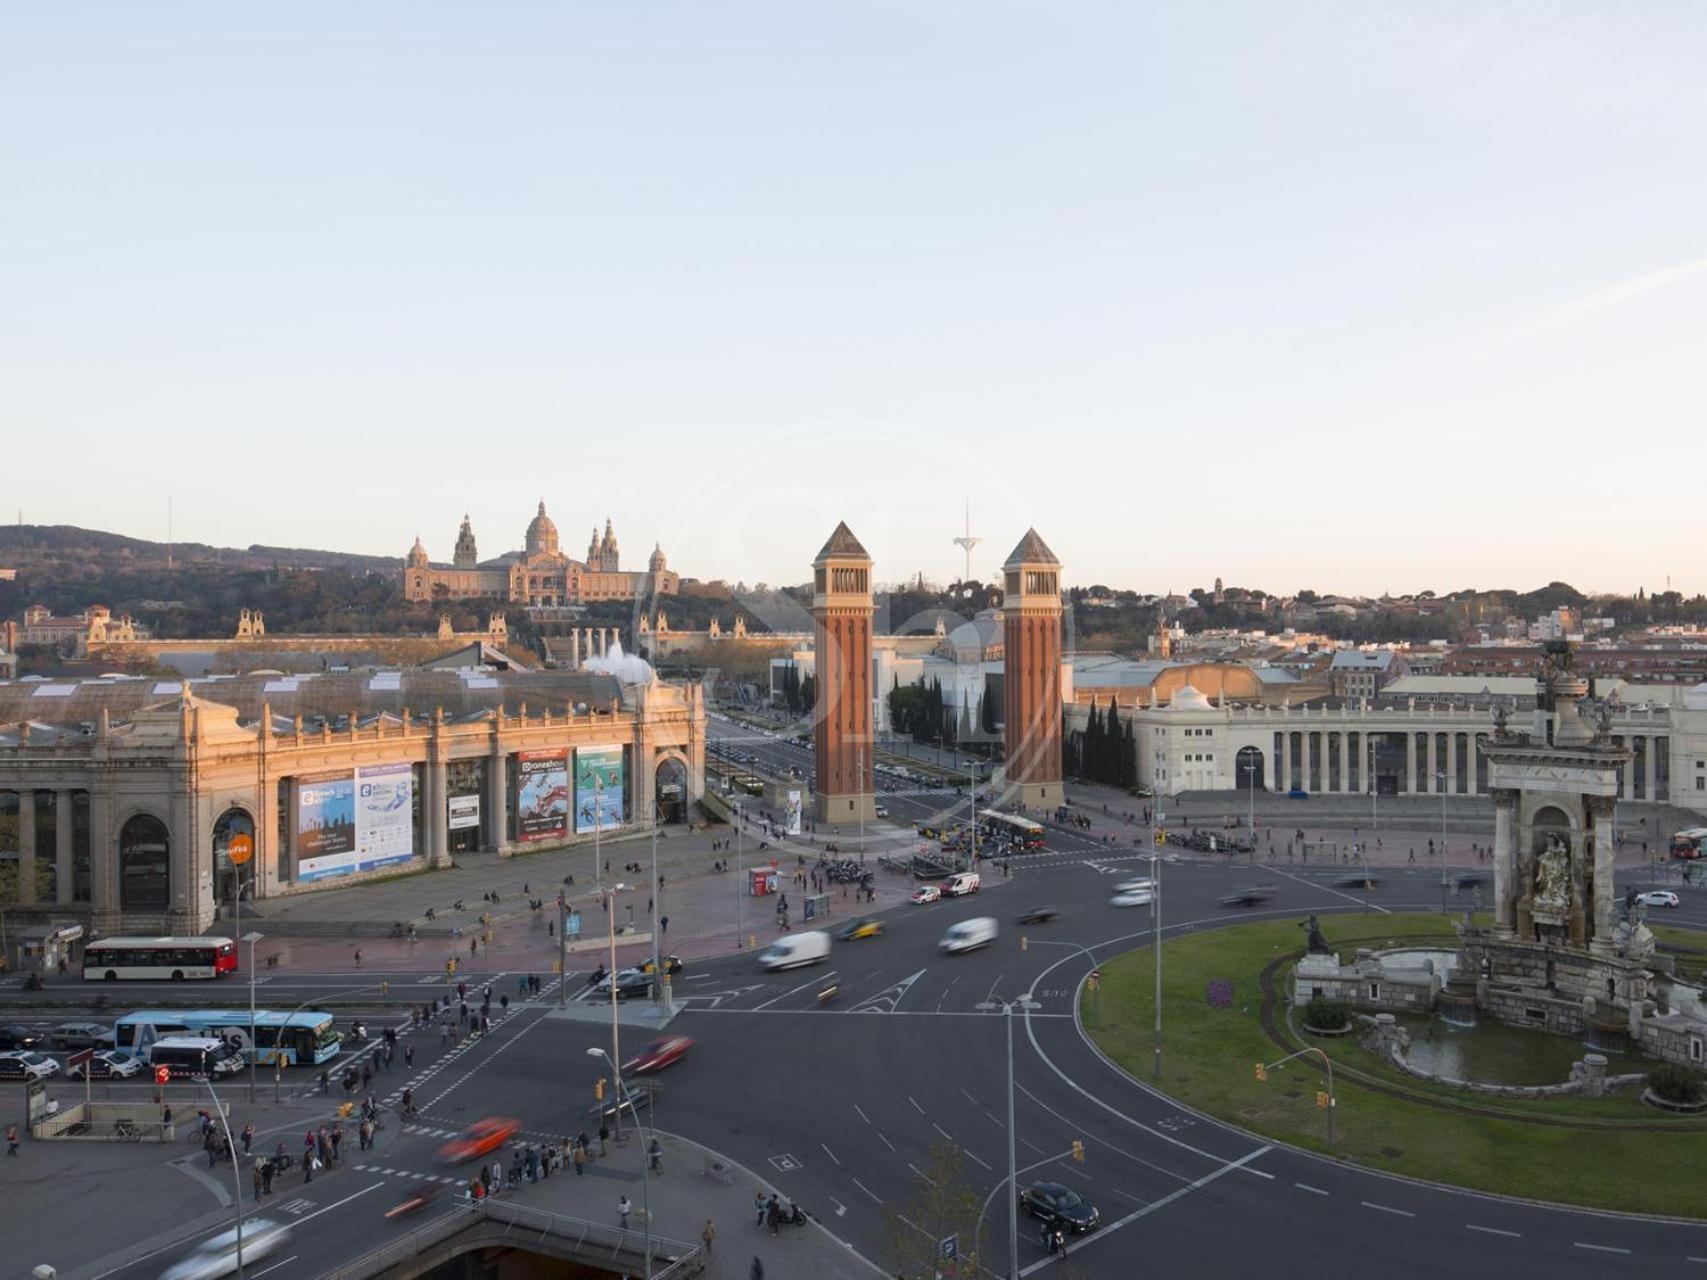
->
xmin=1299 ymin=914 xmax=1332 ymax=956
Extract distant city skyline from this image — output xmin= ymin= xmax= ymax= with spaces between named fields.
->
xmin=4 ymin=5 xmax=1704 ymax=596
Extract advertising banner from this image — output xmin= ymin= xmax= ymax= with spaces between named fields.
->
xmin=784 ymin=789 xmax=803 ymax=836
xmin=575 ymin=745 xmax=625 ymax=834
xmin=297 ymin=770 xmax=356 ymax=882
xmin=299 ymin=764 xmax=416 ymax=882
xmin=356 ymin=762 xmax=415 ymax=871
xmin=448 ymin=794 xmax=481 ymax=831
xmin=517 ymin=749 xmax=570 ymax=843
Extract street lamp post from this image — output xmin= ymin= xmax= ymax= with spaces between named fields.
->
xmin=974 ymin=996 xmax=1041 ymax=1280
xmin=241 ymin=931 xmax=264 ymax=1102
xmin=735 ymin=799 xmax=744 ymax=949
xmin=1438 ymin=771 xmax=1449 ymax=915
xmin=1369 ymin=736 xmax=1378 ymax=830
xmin=591 ymin=882 xmax=631 ymax=1134
xmin=594 ymin=776 xmax=604 ymax=882
xmin=1152 ymin=824 xmax=1163 ymax=1080
xmin=588 ymin=1047 xmax=652 ymax=1280
xmin=203 ymin=1078 xmax=248 ymax=1279
xmin=1242 ymin=762 xmax=1256 ymax=858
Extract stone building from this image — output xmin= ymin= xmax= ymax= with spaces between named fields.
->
xmin=403 ymin=503 xmax=679 ymax=608
xmin=0 ymin=666 xmax=704 ymax=936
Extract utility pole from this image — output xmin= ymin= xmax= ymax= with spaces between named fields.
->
xmin=975 ymin=995 xmax=1039 ymax=1279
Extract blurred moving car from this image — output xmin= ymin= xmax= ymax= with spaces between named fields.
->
xmin=940 ymin=917 xmax=998 ymax=955
xmin=1020 ymin=1181 xmax=1100 ymax=1233
xmin=623 ymin=1035 xmax=694 ymax=1075
xmin=838 ymin=918 xmax=884 ymax=941
xmin=1219 ymin=885 xmax=1277 ymax=908
xmin=1109 ymin=889 xmax=1154 ymax=908
xmin=68 ymin=1049 xmax=144 ymax=1080
xmin=1015 ymin=906 xmax=1058 ymax=924
xmin=635 ymin=955 xmax=684 ymax=977
xmin=1636 ymin=890 xmax=1680 ymax=908
xmin=909 ymin=886 xmax=942 ymax=905
xmin=436 ymin=1117 xmax=521 ymax=1165
xmin=160 ymin=1220 xmax=292 ymax=1280
xmin=585 ymin=1080 xmax=659 ymax=1123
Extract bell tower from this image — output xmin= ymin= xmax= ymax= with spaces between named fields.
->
xmin=1001 ymin=528 xmax=1064 ymax=811
xmin=812 ymin=522 xmax=876 ymax=824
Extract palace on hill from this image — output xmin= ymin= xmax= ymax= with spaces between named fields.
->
xmin=404 ymin=503 xmax=679 ymax=608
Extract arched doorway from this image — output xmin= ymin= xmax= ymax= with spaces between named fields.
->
xmin=1235 ymin=745 xmax=1266 ymax=792
xmin=654 ymin=756 xmax=688 ymax=824
xmin=212 ymin=807 xmax=256 ymax=912
xmin=120 ymin=814 xmax=171 ymax=912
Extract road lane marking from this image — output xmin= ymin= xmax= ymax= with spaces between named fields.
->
xmin=821 ymin=1142 xmax=841 ymax=1167
xmin=751 ymin=970 xmax=838 ymax=1012
xmin=960 ymin=1087 xmax=982 ymax=1108
xmin=250 ymin=1258 xmax=298 ymax=1278
xmin=933 ymin=1122 xmax=955 ymax=1142
xmin=908 ymin=1095 xmax=927 ymax=1115
xmin=878 ymin=1132 xmax=896 ymax=1152
xmin=962 ymin=1148 xmax=993 ymax=1171
xmin=1575 ymin=1243 xmax=1632 ymax=1255
xmin=1467 ymin=1225 xmax=1521 ymax=1238
xmin=907 ymin=1162 xmax=937 ymax=1186
xmin=1362 ymin=1201 xmax=1416 ymax=1218
xmin=1295 ymin=1182 xmax=1329 ymax=1196
xmin=853 ymin=1104 xmax=872 ymax=1125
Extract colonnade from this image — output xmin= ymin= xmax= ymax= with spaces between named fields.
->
xmin=569 ymin=627 xmax=622 ymax=668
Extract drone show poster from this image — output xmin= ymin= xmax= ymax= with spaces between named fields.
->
xmin=517 ymin=749 xmax=570 ymax=842
xmin=575 ymin=745 xmax=625 ymax=833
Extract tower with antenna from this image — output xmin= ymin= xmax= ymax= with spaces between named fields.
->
xmin=952 ymin=500 xmax=981 ymax=586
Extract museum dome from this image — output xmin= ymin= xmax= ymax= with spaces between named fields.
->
xmin=525 ymin=500 xmax=559 ymax=557
xmin=406 ymin=536 xmax=429 ymax=570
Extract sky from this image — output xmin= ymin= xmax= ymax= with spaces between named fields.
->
xmin=3 ymin=3 xmax=1705 ymax=598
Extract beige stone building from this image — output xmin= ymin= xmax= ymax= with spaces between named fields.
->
xmin=0 ymin=667 xmax=704 ymax=937
xmin=403 ymin=504 xmax=679 ymax=608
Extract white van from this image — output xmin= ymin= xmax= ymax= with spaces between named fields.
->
xmin=944 ymin=872 xmax=982 ymax=898
xmin=940 ymin=917 xmax=997 ymax=955
xmin=758 ymin=931 xmax=831 ymax=971
xmin=149 ymin=1036 xmax=244 ymax=1078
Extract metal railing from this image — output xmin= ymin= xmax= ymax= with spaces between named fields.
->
xmin=34 ymin=1113 xmax=171 ymax=1142
xmin=319 ymin=1199 xmax=700 ymax=1280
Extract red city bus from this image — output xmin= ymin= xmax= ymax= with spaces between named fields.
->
xmin=82 ymin=936 xmax=239 ymax=981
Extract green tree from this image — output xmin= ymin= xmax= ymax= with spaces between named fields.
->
xmin=800 ymin=672 xmax=816 ymax=713
xmin=883 ymin=1142 xmax=987 ymax=1279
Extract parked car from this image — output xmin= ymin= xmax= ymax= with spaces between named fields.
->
xmin=943 ymin=872 xmax=982 ymax=898
xmin=909 ymin=885 xmax=942 ymax=905
xmin=622 ymin=1035 xmax=694 ymax=1076
xmin=51 ymin=1021 xmax=114 ymax=1051
xmin=0 ymin=1024 xmax=45 ymax=1052
xmin=1020 ymin=1181 xmax=1100 ymax=1233
xmin=68 ymin=1049 xmax=145 ymax=1080
xmin=0 ymin=1051 xmax=61 ymax=1081
xmin=1636 ymin=890 xmax=1680 ymax=909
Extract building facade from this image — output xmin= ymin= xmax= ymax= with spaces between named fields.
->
xmin=403 ymin=504 xmax=679 ymax=608
xmin=0 ymin=669 xmax=704 ymax=937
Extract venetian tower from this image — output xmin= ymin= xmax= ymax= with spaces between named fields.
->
xmin=812 ymin=522 xmax=876 ymax=824
xmin=1000 ymin=528 xmax=1064 ymax=811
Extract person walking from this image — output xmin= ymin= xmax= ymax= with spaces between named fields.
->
xmin=701 ymin=1218 xmax=716 ymax=1255
xmin=754 ymin=1189 xmax=767 ymax=1227
xmin=6 ymin=1123 xmax=18 ymax=1156
xmin=241 ymin=1122 xmax=254 ymax=1156
xmin=766 ymin=1195 xmax=781 ymax=1235
xmin=253 ymin=1161 xmax=265 ymax=1201
xmin=572 ymin=1142 xmax=585 ymax=1176
xmin=618 ymin=1195 xmax=632 ymax=1231
xmin=404 ymin=1044 xmax=414 ymax=1069
xmin=750 ymin=1255 xmax=765 ymax=1280
xmin=598 ymin=1122 xmax=609 ymax=1157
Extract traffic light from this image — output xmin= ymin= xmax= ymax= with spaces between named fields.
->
xmin=1154 ymin=829 xmax=1165 ymax=846
xmin=595 ymin=1077 xmax=606 ymax=1101
xmin=1070 ymin=1139 xmax=1085 ymax=1163
xmin=1316 ymin=1091 xmax=1330 ymax=1110
xmin=154 ymin=1065 xmax=170 ymax=1085
xmin=1254 ymin=1062 xmax=1268 ymax=1083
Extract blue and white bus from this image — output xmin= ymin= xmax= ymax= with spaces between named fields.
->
xmin=112 ymin=1009 xmax=343 ymax=1066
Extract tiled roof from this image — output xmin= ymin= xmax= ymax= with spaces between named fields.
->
xmin=1002 ymin=527 xmax=1060 ymax=567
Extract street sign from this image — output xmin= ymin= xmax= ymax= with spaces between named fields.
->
xmin=227 ymin=833 xmax=254 ymax=865
xmin=67 ymin=1049 xmax=93 ymax=1071
xmin=1090 ymin=968 xmax=1101 ymax=982
xmin=939 ymin=1234 xmax=959 ymax=1260
xmin=154 ymin=1065 xmax=170 ymax=1085
xmin=567 ymin=910 xmax=583 ymax=938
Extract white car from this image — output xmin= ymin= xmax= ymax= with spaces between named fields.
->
xmin=875 ymin=807 xmax=889 ymax=818
xmin=1636 ymin=890 xmax=1680 ymax=909
xmin=0 ymin=1051 xmax=60 ymax=1081
xmin=69 ymin=1049 xmax=145 ymax=1080
xmin=1110 ymin=889 xmax=1154 ymax=908
xmin=1114 ymin=879 xmax=1155 ymax=894
xmin=160 ymin=1220 xmax=292 ymax=1280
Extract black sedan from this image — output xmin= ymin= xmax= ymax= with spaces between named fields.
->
xmin=1020 ymin=1182 xmax=1100 ymax=1233
xmin=1016 ymin=906 xmax=1058 ymax=925
xmin=584 ymin=1081 xmax=660 ymax=1124
xmin=593 ymin=969 xmax=659 ymax=1002
xmin=1219 ymin=886 xmax=1276 ymax=908
xmin=0 ymin=1024 xmax=45 ymax=1051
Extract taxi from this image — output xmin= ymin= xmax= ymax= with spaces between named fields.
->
xmin=839 ymin=918 xmax=885 ymax=941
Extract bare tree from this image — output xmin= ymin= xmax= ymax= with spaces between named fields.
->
xmin=882 ymin=1142 xmax=987 ymax=1279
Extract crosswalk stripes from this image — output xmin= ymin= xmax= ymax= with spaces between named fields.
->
xmin=353 ymin=1162 xmax=461 ymax=1184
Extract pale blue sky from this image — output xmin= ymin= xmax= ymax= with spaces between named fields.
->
xmin=4 ymin=4 xmax=1704 ymax=596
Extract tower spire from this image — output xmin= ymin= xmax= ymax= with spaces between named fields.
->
xmin=951 ymin=499 xmax=981 ymax=586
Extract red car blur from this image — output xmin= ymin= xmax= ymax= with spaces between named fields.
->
xmin=436 ymin=1116 xmax=520 ymax=1165
xmin=623 ymin=1035 xmax=694 ymax=1076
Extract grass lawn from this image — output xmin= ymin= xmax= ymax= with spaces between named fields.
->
xmin=1083 ymin=912 xmax=1707 ymax=1217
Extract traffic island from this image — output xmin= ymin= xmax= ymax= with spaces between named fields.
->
xmin=1082 ymin=912 xmax=1707 ymax=1218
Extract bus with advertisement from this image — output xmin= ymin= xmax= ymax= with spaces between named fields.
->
xmin=82 ymin=937 xmax=238 ymax=982
xmin=978 ymin=810 xmax=1047 ymax=851
xmin=112 ymin=1009 xmax=343 ymax=1066
xmin=1671 ymin=828 xmax=1707 ymax=860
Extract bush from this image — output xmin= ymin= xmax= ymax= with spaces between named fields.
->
xmin=1648 ymin=1062 xmax=1707 ymax=1105
xmin=1303 ymin=998 xmax=1352 ymax=1032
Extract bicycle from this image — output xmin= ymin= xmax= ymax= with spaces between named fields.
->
xmin=112 ymin=1119 xmax=142 ymax=1142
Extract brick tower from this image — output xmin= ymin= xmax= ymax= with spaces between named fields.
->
xmin=1001 ymin=528 xmax=1064 ymax=811
xmin=812 ymin=521 xmax=876 ymax=824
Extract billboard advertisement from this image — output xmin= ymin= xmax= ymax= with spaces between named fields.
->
xmin=298 ymin=764 xmax=415 ymax=882
xmin=517 ymin=749 xmax=570 ymax=843
xmin=784 ymin=789 xmax=803 ymax=836
xmin=448 ymin=794 xmax=481 ymax=831
xmin=575 ymin=745 xmax=625 ymax=834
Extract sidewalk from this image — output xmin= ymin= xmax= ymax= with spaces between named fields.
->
xmin=479 ymin=1127 xmax=880 ymax=1279
xmin=243 ymin=814 xmax=921 ymax=975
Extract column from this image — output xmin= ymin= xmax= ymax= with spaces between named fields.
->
xmin=1334 ymin=733 xmax=1346 ymax=792
xmin=17 ymin=790 xmax=37 ymax=905
xmin=1425 ymin=734 xmax=1437 ymax=794
xmin=1280 ymin=732 xmax=1292 ymax=793
xmin=427 ymin=719 xmax=450 ymax=867
xmin=1589 ymin=796 xmax=1616 ymax=945
xmin=88 ymin=782 xmax=114 ymax=928
xmin=1347 ymin=731 xmax=1359 ymax=793
xmin=570 ymin=630 xmax=580 ymax=668
xmin=1491 ymin=788 xmax=1517 ymax=934
xmin=1466 ymin=736 xmax=1480 ymax=795
xmin=1444 ymin=732 xmax=1457 ymax=796
xmin=55 ymin=789 xmax=74 ymax=906
xmin=1405 ymin=732 xmax=1417 ymax=794
xmin=255 ymin=775 xmax=279 ymax=898
xmin=1645 ymin=737 xmax=1657 ymax=803
xmin=486 ymin=739 xmax=508 ymax=854
xmin=1301 ymin=732 xmax=1314 ymax=793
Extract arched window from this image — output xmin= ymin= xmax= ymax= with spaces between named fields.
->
xmin=120 ymin=814 xmax=171 ymax=911
xmin=212 ymin=807 xmax=255 ymax=908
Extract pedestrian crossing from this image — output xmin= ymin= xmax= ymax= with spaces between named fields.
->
xmin=353 ymin=1162 xmax=463 ymax=1185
